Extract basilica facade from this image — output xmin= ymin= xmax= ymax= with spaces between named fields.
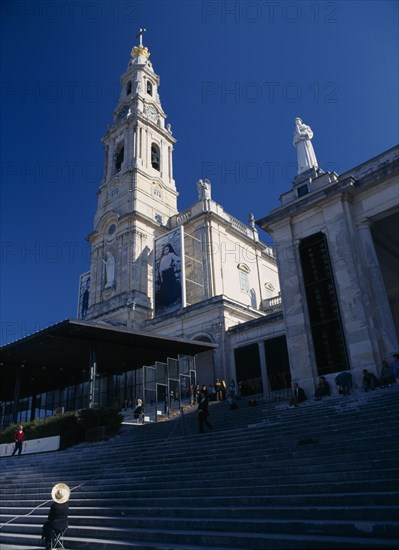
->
xmin=78 ymin=36 xmax=399 ymax=398
xmin=3 ymin=35 xmax=397 ymax=428
xmin=78 ymin=37 xmax=281 ymax=392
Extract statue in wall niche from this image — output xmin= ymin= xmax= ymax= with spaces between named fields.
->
xmin=197 ymin=178 xmax=212 ymax=201
xmin=293 ymin=117 xmax=318 ymax=174
xmin=102 ymin=251 xmax=115 ymax=288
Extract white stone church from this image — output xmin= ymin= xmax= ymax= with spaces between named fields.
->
xmin=78 ymin=35 xmax=399 ymax=400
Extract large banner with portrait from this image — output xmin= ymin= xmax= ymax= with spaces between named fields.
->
xmin=77 ymin=271 xmax=90 ymax=320
xmin=154 ymin=228 xmax=185 ymax=315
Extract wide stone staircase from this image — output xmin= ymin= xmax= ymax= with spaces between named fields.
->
xmin=1 ymin=386 xmax=399 ymax=549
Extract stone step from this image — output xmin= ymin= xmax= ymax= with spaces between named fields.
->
xmin=4 ymin=439 xmax=399 ymax=474
xmin=2 ymin=491 xmax=399 ymax=509
xmin=3 ymin=478 xmax=399 ymax=501
xmin=3 ymin=466 xmax=399 ymax=497
xmin=3 ymin=402 xmax=399 ymax=447
xmin=4 ymin=504 xmax=399 ymax=522
xmin=1 ymin=525 xmax=399 ymax=549
xmin=2 ymin=516 xmax=399 ymax=540
xmin=0 ymin=386 xmax=397 ymax=549
xmin=1 ymin=396 xmax=398 ymax=470
xmin=3 ymin=462 xmax=397 ymax=493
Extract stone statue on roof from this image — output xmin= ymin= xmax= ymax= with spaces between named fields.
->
xmin=293 ymin=117 xmax=318 ymax=175
xmin=197 ymin=178 xmax=211 ymax=201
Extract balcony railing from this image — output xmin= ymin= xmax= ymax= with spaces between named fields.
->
xmin=261 ymin=294 xmax=283 ymax=312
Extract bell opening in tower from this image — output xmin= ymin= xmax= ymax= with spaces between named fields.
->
xmin=151 ymin=143 xmax=160 ymax=171
xmin=115 ymin=145 xmax=124 ymax=173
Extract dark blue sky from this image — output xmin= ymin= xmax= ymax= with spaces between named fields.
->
xmin=1 ymin=0 xmax=398 ymax=344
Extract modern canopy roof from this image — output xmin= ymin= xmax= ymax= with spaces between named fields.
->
xmin=0 ymin=319 xmax=217 ymax=401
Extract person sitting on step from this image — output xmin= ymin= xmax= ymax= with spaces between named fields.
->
xmin=289 ymin=383 xmax=306 ymax=407
xmin=334 ymin=371 xmax=353 ymax=396
xmin=42 ymin=483 xmax=69 ymax=550
xmin=362 ymin=369 xmax=379 ymax=392
xmin=227 ymin=393 xmax=239 ymax=410
xmin=314 ymin=376 xmax=331 ymax=401
xmin=380 ymin=361 xmax=395 ymax=387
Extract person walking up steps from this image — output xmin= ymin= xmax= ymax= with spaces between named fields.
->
xmin=11 ymin=425 xmax=24 ymax=456
xmin=198 ymin=391 xmax=213 ymax=434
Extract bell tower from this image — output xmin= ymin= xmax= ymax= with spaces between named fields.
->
xmin=85 ymin=30 xmax=178 ymax=326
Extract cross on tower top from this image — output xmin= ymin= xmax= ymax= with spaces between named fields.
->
xmin=135 ymin=28 xmax=147 ymax=47
xmin=131 ymin=28 xmax=150 ymax=60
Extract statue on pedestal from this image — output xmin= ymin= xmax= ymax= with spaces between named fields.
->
xmin=293 ymin=118 xmax=318 ymax=175
xmin=102 ymin=251 xmax=115 ymax=288
xmin=197 ymin=179 xmax=211 ymax=201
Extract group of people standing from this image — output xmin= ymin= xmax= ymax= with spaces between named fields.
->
xmin=192 ymin=379 xmax=231 ymax=404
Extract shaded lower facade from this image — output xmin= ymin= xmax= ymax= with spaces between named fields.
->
xmin=0 ymin=355 xmax=197 ymax=428
xmin=0 ymin=320 xmax=215 ymax=428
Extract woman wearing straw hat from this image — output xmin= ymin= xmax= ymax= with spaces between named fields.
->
xmin=42 ymin=483 xmax=70 ymax=550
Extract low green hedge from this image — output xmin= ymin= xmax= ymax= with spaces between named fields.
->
xmin=1 ymin=408 xmax=123 ymax=449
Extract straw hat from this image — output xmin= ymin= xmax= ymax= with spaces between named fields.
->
xmin=51 ymin=483 xmax=70 ymax=504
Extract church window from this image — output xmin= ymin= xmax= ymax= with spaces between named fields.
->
xmin=237 ymin=263 xmax=250 ymax=293
xmin=147 ymin=80 xmax=153 ymax=95
xmin=297 ymin=184 xmax=308 ymax=197
xmin=264 ymin=282 xmax=275 ymax=298
xmin=299 ymin=232 xmax=349 ymax=375
xmin=151 ymin=143 xmax=160 ymax=171
xmin=126 ymin=81 xmax=132 ymax=95
xmin=115 ymin=145 xmax=124 ymax=173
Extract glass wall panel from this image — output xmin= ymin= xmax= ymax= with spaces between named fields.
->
xmin=180 ymin=374 xmax=191 ymax=406
xmin=168 ymin=357 xmax=179 ymax=379
xmin=144 ymin=366 xmax=157 ymax=422
xmin=156 ymin=362 xmax=168 ymax=385
xmin=179 ymin=355 xmax=189 ymax=375
xmin=156 ymin=383 xmax=168 ymax=417
xmin=0 ymin=354 xmax=198 ymax=428
xmin=168 ymin=378 xmax=180 ymax=414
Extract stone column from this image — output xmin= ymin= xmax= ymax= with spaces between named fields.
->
xmin=125 ymin=124 xmax=133 ymax=166
xmin=357 ymin=219 xmax=398 ymax=357
xmin=169 ymin=146 xmax=173 ymax=181
xmin=160 ymin=139 xmax=164 ymax=177
xmin=107 ymin=140 xmax=116 ymax=181
xmin=133 ymin=125 xmax=137 ymax=159
xmin=273 ymin=222 xmax=317 ymax=397
xmin=144 ymin=128 xmax=148 ymax=168
xmin=323 ymin=198 xmax=376 ymax=377
xmin=138 ymin=126 xmax=142 ymax=159
xmin=258 ymin=341 xmax=270 ymax=396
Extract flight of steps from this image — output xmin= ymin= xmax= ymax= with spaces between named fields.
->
xmin=1 ymin=386 xmax=399 ymax=549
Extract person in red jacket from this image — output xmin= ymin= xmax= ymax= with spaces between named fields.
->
xmin=12 ymin=424 xmax=24 ymax=456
